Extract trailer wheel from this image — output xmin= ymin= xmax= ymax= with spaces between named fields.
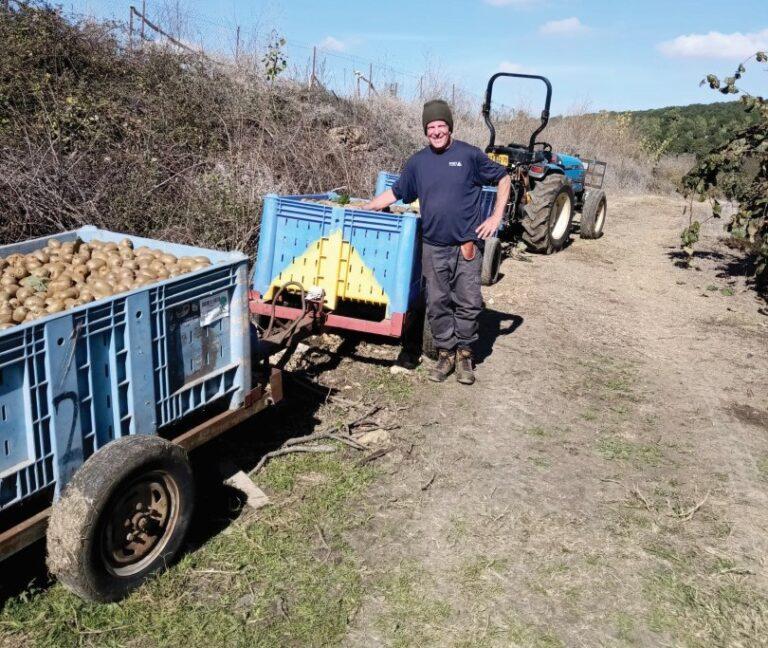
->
xmin=481 ymin=237 xmax=502 ymax=286
xmin=521 ymin=174 xmax=575 ymax=254
xmin=580 ymin=189 xmax=607 ymax=239
xmin=47 ymin=435 xmax=194 ymax=603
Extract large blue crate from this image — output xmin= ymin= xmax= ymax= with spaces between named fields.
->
xmin=253 ymin=193 xmax=420 ymax=317
xmin=374 ymin=170 xmax=499 ymax=221
xmin=0 ymin=226 xmax=250 ymax=511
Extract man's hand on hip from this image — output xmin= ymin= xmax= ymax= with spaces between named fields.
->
xmin=475 ymin=214 xmax=502 ymax=240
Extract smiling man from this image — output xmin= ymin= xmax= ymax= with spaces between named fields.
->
xmin=363 ymin=99 xmax=511 ymax=385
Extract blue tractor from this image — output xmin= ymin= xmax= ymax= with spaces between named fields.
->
xmin=480 ymin=72 xmax=607 ymax=285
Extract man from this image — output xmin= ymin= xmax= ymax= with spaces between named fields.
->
xmin=363 ymin=100 xmax=511 ymax=385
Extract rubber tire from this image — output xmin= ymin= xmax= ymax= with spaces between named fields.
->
xmin=481 ymin=237 xmax=502 ymax=286
xmin=422 ymin=314 xmax=438 ymax=361
xmin=521 ymin=174 xmax=575 ymax=254
xmin=47 ymin=436 xmax=195 ymax=603
xmin=580 ymin=189 xmax=607 ymax=239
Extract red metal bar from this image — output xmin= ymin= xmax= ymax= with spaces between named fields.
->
xmin=249 ymin=292 xmax=404 ymax=338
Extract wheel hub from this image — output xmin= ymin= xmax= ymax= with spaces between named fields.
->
xmin=100 ymin=471 xmax=180 ymax=576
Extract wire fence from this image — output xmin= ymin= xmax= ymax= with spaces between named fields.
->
xmin=120 ymin=2 xmax=518 ymax=114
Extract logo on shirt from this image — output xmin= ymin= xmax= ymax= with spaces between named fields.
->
xmin=448 ymin=161 xmax=462 ymax=167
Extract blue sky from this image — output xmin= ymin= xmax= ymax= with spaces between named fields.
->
xmin=69 ymin=0 xmax=768 ymax=113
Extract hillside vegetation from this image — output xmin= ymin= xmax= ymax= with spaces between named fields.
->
xmin=620 ymin=101 xmax=758 ymax=158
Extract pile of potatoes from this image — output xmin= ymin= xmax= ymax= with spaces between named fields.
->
xmin=0 ymin=238 xmax=212 ymax=331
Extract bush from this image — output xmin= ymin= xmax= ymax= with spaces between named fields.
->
xmin=680 ymin=52 xmax=768 ymax=293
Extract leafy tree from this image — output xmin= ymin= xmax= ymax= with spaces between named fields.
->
xmin=262 ymin=30 xmax=287 ymax=85
xmin=679 ymin=52 xmax=768 ymax=292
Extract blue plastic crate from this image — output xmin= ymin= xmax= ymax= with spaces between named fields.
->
xmin=0 ymin=226 xmax=250 ymax=511
xmin=253 ymin=193 xmax=420 ymax=317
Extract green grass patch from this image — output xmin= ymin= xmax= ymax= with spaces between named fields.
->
xmin=366 ymin=368 xmax=413 ymax=403
xmin=720 ymin=287 xmax=735 ymax=296
xmin=596 ymin=437 xmax=663 ymax=466
xmin=756 ymin=455 xmax=768 ymax=482
xmin=0 ymin=453 xmax=375 ymax=647
xmin=373 ymin=561 xmax=452 ymax=648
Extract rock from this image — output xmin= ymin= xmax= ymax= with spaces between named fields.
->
xmin=356 ymin=429 xmax=391 ymax=446
xmin=224 ymin=470 xmax=271 ymax=510
xmin=390 ymin=364 xmax=411 ymax=375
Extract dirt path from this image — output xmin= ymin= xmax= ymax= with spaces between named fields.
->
xmin=345 ymin=195 xmax=768 ymax=647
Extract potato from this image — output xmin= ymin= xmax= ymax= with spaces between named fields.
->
xmin=0 ymin=323 xmax=13 ymax=330
xmin=46 ymin=301 xmax=65 ymax=314
xmin=119 ymin=238 xmax=134 ymax=249
xmin=0 ymin=310 xmax=12 ymax=325
xmin=0 ymin=289 xmax=11 ymax=302
xmin=12 ymin=307 xmax=27 ymax=323
xmin=31 ymin=266 xmax=51 ymax=279
xmin=63 ymin=298 xmax=78 ymax=309
xmin=7 ymin=265 xmax=28 ymax=280
xmin=24 ymin=295 xmax=45 ymax=310
xmin=47 ymin=239 xmax=62 ymax=249
xmin=86 ymin=258 xmax=106 ymax=272
xmin=91 ymin=279 xmax=112 ymax=294
xmin=48 ymin=278 xmax=73 ymax=293
xmin=15 ymin=286 xmax=35 ymax=302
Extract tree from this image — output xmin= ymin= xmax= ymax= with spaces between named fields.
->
xmin=680 ymin=52 xmax=768 ymax=293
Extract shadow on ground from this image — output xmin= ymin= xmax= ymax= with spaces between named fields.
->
xmin=475 ymin=308 xmax=523 ymax=364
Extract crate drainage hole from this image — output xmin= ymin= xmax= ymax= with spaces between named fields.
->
xmin=3 ymin=440 xmax=9 ymax=456
xmin=135 ymin=310 xmax=143 ymax=320
xmin=57 ymin=337 xmax=64 ymax=346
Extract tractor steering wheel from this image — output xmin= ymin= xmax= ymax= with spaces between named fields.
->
xmin=534 ymin=141 xmax=552 ymax=153
xmin=504 ymin=142 xmax=528 ymax=150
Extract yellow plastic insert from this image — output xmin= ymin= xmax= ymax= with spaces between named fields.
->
xmin=264 ymin=230 xmax=388 ymax=310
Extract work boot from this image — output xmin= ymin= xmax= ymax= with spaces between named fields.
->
xmin=455 ymin=347 xmax=475 ymax=385
xmin=428 ymin=349 xmax=455 ymax=382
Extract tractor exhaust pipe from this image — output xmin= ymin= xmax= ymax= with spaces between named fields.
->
xmin=482 ymin=73 xmax=552 ymax=152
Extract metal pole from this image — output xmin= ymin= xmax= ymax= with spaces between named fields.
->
xmin=310 ymin=46 xmax=316 ymax=89
xmin=452 ymin=84 xmax=455 ymax=106
xmin=140 ymin=0 xmax=145 ymax=41
xmin=235 ymin=25 xmax=240 ymax=61
xmin=129 ymin=7 xmax=134 ymax=51
xmin=368 ymin=63 xmax=372 ymax=99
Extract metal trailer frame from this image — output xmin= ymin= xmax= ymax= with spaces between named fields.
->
xmin=0 ymin=368 xmax=283 ymax=563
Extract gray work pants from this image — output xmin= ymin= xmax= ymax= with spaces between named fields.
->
xmin=422 ymin=242 xmax=483 ymax=351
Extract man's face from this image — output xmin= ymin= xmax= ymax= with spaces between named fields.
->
xmin=426 ymin=120 xmax=451 ymax=150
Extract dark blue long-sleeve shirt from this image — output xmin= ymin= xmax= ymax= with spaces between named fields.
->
xmin=391 ymin=139 xmax=507 ymax=246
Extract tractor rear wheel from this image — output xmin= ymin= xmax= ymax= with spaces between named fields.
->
xmin=580 ymin=189 xmax=607 ymax=239
xmin=481 ymin=237 xmax=502 ymax=286
xmin=521 ymin=174 xmax=575 ymax=254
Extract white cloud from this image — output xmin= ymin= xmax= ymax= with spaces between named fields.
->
xmin=318 ymin=36 xmax=346 ymax=52
xmin=498 ymin=61 xmax=526 ymax=73
xmin=539 ymin=17 xmax=589 ymax=36
xmin=484 ymin=0 xmax=536 ymax=6
xmin=657 ymin=29 xmax=768 ymax=59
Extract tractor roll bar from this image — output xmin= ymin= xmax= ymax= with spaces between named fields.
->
xmin=481 ymin=73 xmax=552 ymax=152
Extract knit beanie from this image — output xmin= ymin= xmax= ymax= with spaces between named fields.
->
xmin=422 ymin=99 xmax=453 ymax=134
